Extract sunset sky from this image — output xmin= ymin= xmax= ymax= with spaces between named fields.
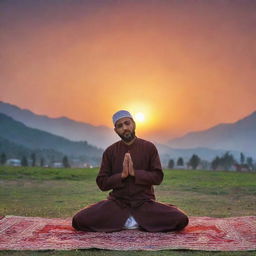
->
xmin=1 ymin=0 xmax=256 ymax=142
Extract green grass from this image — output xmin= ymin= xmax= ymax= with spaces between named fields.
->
xmin=0 ymin=166 xmax=255 ymax=256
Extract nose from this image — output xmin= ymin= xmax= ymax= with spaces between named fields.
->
xmin=123 ymin=123 xmax=131 ymax=131
xmin=123 ymin=123 xmax=128 ymax=129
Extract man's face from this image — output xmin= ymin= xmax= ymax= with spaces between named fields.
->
xmin=114 ymin=117 xmax=136 ymax=143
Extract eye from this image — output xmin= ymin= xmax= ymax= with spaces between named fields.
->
xmin=116 ymin=123 xmax=123 ymax=128
xmin=124 ymin=121 xmax=131 ymax=125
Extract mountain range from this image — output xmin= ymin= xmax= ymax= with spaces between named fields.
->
xmin=168 ymin=111 xmax=256 ymax=158
xmin=0 ymin=113 xmax=103 ymax=166
xmin=0 ymin=101 xmax=116 ymax=149
xmin=0 ymin=101 xmax=255 ymax=165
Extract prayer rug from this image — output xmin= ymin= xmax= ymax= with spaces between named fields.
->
xmin=0 ymin=215 xmax=255 ymax=251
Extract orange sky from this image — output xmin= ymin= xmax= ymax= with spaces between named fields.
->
xmin=1 ymin=0 xmax=256 ymax=142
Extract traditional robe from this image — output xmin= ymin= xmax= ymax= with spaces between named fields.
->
xmin=72 ymin=137 xmax=189 ymax=232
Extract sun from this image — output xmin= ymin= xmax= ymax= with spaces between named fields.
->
xmin=134 ymin=112 xmax=145 ymax=123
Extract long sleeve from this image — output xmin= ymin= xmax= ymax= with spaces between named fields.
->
xmin=96 ymin=150 xmax=124 ymax=191
xmin=134 ymin=145 xmax=163 ymax=185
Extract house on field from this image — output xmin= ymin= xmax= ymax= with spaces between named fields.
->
xmin=234 ymin=164 xmax=252 ymax=172
xmin=6 ymin=159 xmax=21 ymax=167
xmin=83 ymin=163 xmax=94 ymax=168
xmin=52 ymin=162 xmax=64 ymax=168
xmin=175 ymin=165 xmax=186 ymax=170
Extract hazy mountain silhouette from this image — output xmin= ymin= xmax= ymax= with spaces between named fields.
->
xmin=168 ymin=111 xmax=256 ymax=158
xmin=1 ymin=101 xmax=255 ymax=163
xmin=0 ymin=113 xmax=103 ymax=165
xmin=0 ymin=101 xmax=116 ymax=149
xmin=0 ymin=136 xmax=65 ymax=162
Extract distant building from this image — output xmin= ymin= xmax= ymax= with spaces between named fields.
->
xmin=234 ymin=164 xmax=252 ymax=172
xmin=70 ymin=158 xmax=86 ymax=168
xmin=83 ymin=163 xmax=94 ymax=168
xmin=52 ymin=162 xmax=64 ymax=168
xmin=6 ymin=159 xmax=21 ymax=167
xmin=175 ymin=165 xmax=186 ymax=170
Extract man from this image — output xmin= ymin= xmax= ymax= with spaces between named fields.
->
xmin=72 ymin=110 xmax=189 ymax=232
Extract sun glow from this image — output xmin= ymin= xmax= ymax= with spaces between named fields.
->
xmin=121 ymin=102 xmax=160 ymax=133
xmin=134 ymin=112 xmax=145 ymax=123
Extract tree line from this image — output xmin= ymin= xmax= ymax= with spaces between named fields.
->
xmin=2 ymin=150 xmax=255 ymax=171
xmin=0 ymin=152 xmax=71 ymax=168
xmin=168 ymin=152 xmax=255 ymax=171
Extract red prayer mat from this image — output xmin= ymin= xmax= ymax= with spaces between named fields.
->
xmin=0 ymin=215 xmax=255 ymax=251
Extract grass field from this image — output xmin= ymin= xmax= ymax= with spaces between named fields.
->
xmin=0 ymin=166 xmax=255 ymax=256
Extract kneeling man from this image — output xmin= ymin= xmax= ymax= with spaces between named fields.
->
xmin=72 ymin=110 xmax=189 ymax=232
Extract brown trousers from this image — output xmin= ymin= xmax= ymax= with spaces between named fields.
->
xmin=72 ymin=199 xmax=189 ymax=232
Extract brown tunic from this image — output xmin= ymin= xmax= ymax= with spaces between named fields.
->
xmin=72 ymin=137 xmax=189 ymax=232
xmin=97 ymin=137 xmax=163 ymax=206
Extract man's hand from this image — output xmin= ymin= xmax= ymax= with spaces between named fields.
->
xmin=121 ymin=153 xmax=129 ymax=179
xmin=127 ymin=153 xmax=135 ymax=176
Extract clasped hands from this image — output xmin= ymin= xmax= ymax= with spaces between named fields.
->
xmin=121 ymin=152 xmax=135 ymax=179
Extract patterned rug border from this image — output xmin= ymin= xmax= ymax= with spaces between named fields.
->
xmin=1 ymin=215 xmax=256 ymax=251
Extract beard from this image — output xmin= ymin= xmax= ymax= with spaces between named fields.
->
xmin=118 ymin=130 xmax=136 ymax=143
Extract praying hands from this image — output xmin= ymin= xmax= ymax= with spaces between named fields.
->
xmin=121 ymin=152 xmax=135 ymax=178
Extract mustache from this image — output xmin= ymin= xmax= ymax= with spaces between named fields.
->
xmin=118 ymin=130 xmax=135 ymax=142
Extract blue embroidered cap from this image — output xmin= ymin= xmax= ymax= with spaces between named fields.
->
xmin=112 ymin=110 xmax=133 ymax=126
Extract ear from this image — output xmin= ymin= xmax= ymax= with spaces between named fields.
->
xmin=114 ymin=127 xmax=117 ymax=134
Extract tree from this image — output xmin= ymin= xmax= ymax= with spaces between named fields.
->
xmin=0 ymin=153 xmax=7 ymax=165
xmin=246 ymin=157 xmax=253 ymax=170
xmin=222 ymin=152 xmax=236 ymax=170
xmin=168 ymin=159 xmax=175 ymax=169
xmin=211 ymin=152 xmax=236 ymax=171
xmin=62 ymin=156 xmax=70 ymax=168
xmin=21 ymin=156 xmax=28 ymax=167
xmin=177 ymin=157 xmax=184 ymax=166
xmin=40 ymin=157 xmax=45 ymax=167
xmin=188 ymin=154 xmax=200 ymax=170
xmin=211 ymin=156 xmax=220 ymax=170
xmin=31 ymin=153 xmax=36 ymax=167
xmin=240 ymin=152 xmax=245 ymax=165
